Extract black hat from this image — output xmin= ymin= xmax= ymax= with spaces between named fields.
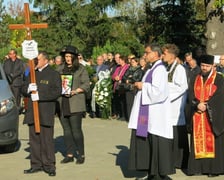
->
xmin=199 ymin=55 xmax=214 ymax=65
xmin=60 ymin=45 xmax=78 ymax=56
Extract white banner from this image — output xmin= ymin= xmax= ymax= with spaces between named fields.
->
xmin=22 ymin=40 xmax=38 ymax=60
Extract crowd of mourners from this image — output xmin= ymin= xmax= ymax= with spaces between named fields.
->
xmin=2 ymin=44 xmax=224 ymax=179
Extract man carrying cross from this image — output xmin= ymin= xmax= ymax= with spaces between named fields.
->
xmin=9 ymin=3 xmax=48 ymax=133
xmin=22 ymin=51 xmax=61 ymax=176
xmin=8 ymin=3 xmax=61 ymax=177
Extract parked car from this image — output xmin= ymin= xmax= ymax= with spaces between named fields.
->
xmin=0 ymin=63 xmax=19 ymax=153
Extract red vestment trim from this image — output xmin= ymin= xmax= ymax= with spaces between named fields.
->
xmin=193 ymin=71 xmax=217 ymax=159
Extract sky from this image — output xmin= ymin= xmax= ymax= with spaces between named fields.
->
xmin=3 ymin=0 xmax=40 ymax=12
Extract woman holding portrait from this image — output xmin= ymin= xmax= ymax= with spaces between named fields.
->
xmin=59 ymin=45 xmax=90 ymax=164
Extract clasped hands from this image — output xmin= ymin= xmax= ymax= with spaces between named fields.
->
xmin=197 ymin=102 xmax=207 ymax=113
xmin=64 ymin=89 xmax=79 ymax=97
xmin=134 ymin=82 xmax=143 ymax=90
xmin=27 ymin=83 xmax=39 ymax=101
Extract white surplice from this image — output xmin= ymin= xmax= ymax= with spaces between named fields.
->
xmin=128 ymin=60 xmax=173 ymax=139
xmin=167 ymin=60 xmax=188 ymax=126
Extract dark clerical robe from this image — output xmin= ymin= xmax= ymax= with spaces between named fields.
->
xmin=186 ymin=70 xmax=224 ymax=175
xmin=128 ymin=60 xmax=175 ymax=176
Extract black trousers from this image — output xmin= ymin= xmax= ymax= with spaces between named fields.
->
xmin=172 ymin=125 xmax=189 ymax=169
xmin=112 ymin=91 xmax=127 ymax=119
xmin=29 ymin=124 xmax=55 ymax=171
xmin=10 ymin=85 xmax=21 ymax=108
xmin=125 ymin=90 xmax=136 ymax=121
xmin=60 ymin=113 xmax=84 ymax=157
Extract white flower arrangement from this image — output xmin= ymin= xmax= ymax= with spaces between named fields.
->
xmin=94 ymin=70 xmax=112 ymax=119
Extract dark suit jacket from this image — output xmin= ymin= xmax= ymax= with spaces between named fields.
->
xmin=22 ymin=65 xmax=62 ymax=126
xmin=3 ymin=58 xmax=25 ymax=86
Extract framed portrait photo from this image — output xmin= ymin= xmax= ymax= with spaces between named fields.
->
xmin=61 ymin=74 xmax=73 ymax=95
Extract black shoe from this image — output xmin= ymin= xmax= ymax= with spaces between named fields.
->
xmin=111 ymin=114 xmax=118 ymax=119
xmin=82 ymin=112 xmax=86 ymax=118
xmin=76 ymin=156 xmax=85 ymax=164
xmin=24 ymin=168 xmax=42 ymax=174
xmin=60 ymin=156 xmax=74 ymax=164
xmin=135 ymin=175 xmax=148 ymax=180
xmin=48 ymin=170 xmax=56 ymax=176
xmin=89 ymin=112 xmax=96 ymax=118
xmin=117 ymin=116 xmax=126 ymax=121
xmin=208 ymin=174 xmax=219 ymax=177
xmin=160 ymin=175 xmax=172 ymax=180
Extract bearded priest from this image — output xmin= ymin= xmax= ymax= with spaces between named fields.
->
xmin=186 ymin=54 xmax=224 ymax=177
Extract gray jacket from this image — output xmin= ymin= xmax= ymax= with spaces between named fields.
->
xmin=65 ymin=65 xmax=90 ymax=113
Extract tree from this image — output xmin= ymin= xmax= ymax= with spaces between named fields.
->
xmin=0 ymin=0 xmax=10 ymax=60
xmin=27 ymin=0 xmax=117 ymax=57
xmin=148 ymin=0 xmax=224 ymax=55
xmin=0 ymin=0 xmax=41 ymax=60
xmin=6 ymin=0 xmax=222 ymax=60
xmin=30 ymin=0 xmax=144 ymax=58
xmin=7 ymin=0 xmax=24 ymax=17
xmin=144 ymin=0 xmax=206 ymax=57
xmin=205 ymin=0 xmax=224 ymax=55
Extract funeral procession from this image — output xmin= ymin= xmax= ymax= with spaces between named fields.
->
xmin=1 ymin=0 xmax=224 ymax=180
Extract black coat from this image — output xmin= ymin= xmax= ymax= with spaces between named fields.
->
xmin=185 ymin=65 xmax=201 ymax=86
xmin=186 ymin=72 xmax=224 ymax=174
xmin=122 ymin=66 xmax=144 ymax=84
xmin=22 ymin=65 xmax=62 ymax=126
xmin=3 ymin=58 xmax=25 ymax=86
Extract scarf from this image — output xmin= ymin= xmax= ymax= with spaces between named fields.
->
xmin=193 ymin=70 xmax=217 ymax=159
xmin=136 ymin=62 xmax=163 ymax=137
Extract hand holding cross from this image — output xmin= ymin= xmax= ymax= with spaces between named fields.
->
xmin=8 ymin=3 xmax=48 ymax=133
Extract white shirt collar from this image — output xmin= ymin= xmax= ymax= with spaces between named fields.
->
xmin=38 ymin=63 xmax=49 ymax=72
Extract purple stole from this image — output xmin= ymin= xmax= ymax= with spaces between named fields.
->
xmin=136 ymin=62 xmax=163 ymax=137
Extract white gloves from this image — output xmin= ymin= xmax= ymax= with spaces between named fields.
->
xmin=31 ymin=92 xmax=39 ymax=101
xmin=28 ymin=83 xmax=38 ymax=93
xmin=27 ymin=83 xmax=39 ymax=101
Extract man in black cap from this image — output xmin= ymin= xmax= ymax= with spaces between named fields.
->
xmin=186 ymin=54 xmax=224 ymax=177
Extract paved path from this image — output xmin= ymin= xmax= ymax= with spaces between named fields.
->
xmin=0 ymin=114 xmax=223 ymax=180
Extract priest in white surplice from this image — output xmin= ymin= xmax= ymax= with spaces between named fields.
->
xmin=128 ymin=44 xmax=175 ymax=180
xmin=162 ymin=44 xmax=189 ymax=170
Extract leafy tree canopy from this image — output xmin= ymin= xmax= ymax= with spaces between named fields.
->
xmin=1 ymin=0 xmax=224 ymax=61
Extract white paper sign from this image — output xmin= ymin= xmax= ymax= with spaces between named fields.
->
xmin=214 ymin=55 xmax=221 ymax=64
xmin=22 ymin=40 xmax=38 ymax=60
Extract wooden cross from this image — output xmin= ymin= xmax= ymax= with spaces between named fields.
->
xmin=9 ymin=3 xmax=48 ymax=133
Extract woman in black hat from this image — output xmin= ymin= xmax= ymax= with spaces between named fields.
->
xmin=59 ymin=45 xmax=90 ymax=164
